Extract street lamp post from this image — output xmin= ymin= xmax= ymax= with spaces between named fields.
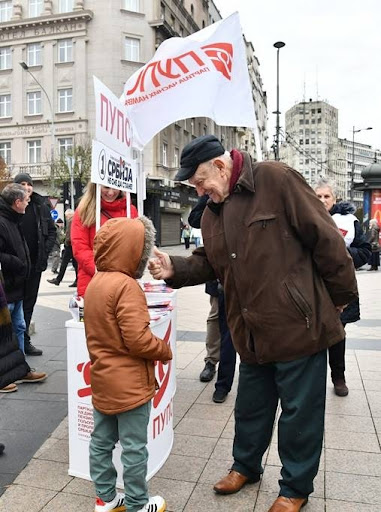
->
xmin=350 ymin=126 xmax=372 ymax=201
xmin=273 ymin=41 xmax=285 ymax=161
xmin=19 ymin=61 xmax=55 ymax=185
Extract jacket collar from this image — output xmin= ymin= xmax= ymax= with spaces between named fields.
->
xmin=233 ymin=151 xmax=255 ymax=194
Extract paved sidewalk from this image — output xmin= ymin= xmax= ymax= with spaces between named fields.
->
xmin=0 ymin=247 xmax=380 ymax=511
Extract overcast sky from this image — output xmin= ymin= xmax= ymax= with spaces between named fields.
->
xmin=214 ymin=0 xmax=380 ymax=152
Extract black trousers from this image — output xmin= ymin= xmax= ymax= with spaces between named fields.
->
xmin=232 ymin=350 xmax=327 ymax=498
xmin=215 ymin=291 xmax=236 ymax=393
xmin=23 ymin=269 xmax=42 ymax=345
xmin=184 ymin=237 xmax=190 ymax=249
xmin=328 ymin=323 xmax=346 ymax=382
xmin=56 ymin=246 xmax=78 ymax=284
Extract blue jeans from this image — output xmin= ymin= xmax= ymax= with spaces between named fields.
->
xmin=8 ymin=300 xmax=26 ymax=353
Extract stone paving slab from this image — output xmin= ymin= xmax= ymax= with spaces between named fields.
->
xmin=0 ymin=253 xmax=380 ymax=511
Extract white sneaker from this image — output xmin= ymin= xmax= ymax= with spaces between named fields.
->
xmin=95 ymin=492 xmax=125 ymax=512
xmin=137 ymin=496 xmax=166 ymax=512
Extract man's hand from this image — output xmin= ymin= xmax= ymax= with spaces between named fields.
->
xmin=336 ymin=304 xmax=348 ymax=313
xmin=148 ymin=247 xmax=174 ymax=280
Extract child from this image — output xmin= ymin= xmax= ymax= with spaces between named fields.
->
xmin=84 ymin=216 xmax=172 ymax=512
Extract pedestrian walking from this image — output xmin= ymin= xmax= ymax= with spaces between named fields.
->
xmin=13 ymin=173 xmax=56 ymax=356
xmin=84 ymin=216 xmax=172 ymax=512
xmin=47 ymin=209 xmax=78 ymax=288
xmin=315 ymin=178 xmax=371 ymax=396
xmin=181 ymin=224 xmax=191 ymax=249
xmin=367 ymin=218 xmax=380 ymax=270
xmin=71 ymin=183 xmax=138 ymax=298
xmin=149 ymin=135 xmax=357 ymax=512
xmin=190 ymin=227 xmax=202 ymax=247
xmin=50 ymin=218 xmax=64 ymax=274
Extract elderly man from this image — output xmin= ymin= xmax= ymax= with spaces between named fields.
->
xmin=149 ymin=135 xmax=358 ymax=512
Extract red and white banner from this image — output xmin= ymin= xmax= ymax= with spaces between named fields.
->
xmin=66 ymin=292 xmax=177 ymax=483
xmin=121 ymin=12 xmax=255 ymax=148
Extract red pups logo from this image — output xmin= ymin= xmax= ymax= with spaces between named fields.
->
xmin=201 ymin=43 xmax=233 ymax=80
xmin=153 ymin=321 xmax=172 ymax=409
xmin=77 ymin=361 xmax=91 ymax=398
xmin=125 ymin=43 xmax=233 ymax=98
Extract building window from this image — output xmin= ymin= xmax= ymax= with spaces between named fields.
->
xmin=28 ymin=140 xmax=41 ymax=163
xmin=191 ymin=118 xmax=195 ymax=135
xmin=162 ymin=143 xmax=168 ymax=166
xmin=29 ymin=0 xmax=43 ymax=17
xmin=58 ymin=137 xmax=73 ymax=155
xmin=27 ymin=91 xmax=42 ymax=115
xmin=173 ymin=147 xmax=179 ymax=168
xmin=0 ymin=1 xmax=12 ymax=22
xmin=58 ymin=39 xmax=73 ymax=63
xmin=125 ymin=37 xmax=140 ymax=62
xmin=0 ymin=141 xmax=11 ymax=163
xmin=124 ymin=0 xmax=139 ymax=10
xmin=190 ymin=3 xmax=194 ymax=16
xmin=27 ymin=43 xmax=42 ymax=66
xmin=0 ymin=94 xmax=11 ymax=117
xmin=58 ymin=88 xmax=73 ymax=112
xmin=59 ymin=0 xmax=73 ymax=13
xmin=0 ymin=47 xmax=11 ymax=70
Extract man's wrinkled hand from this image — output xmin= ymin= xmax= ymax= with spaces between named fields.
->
xmin=148 ymin=247 xmax=174 ymax=280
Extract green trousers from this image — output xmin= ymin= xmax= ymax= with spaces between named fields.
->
xmin=90 ymin=401 xmax=151 ymax=512
xmin=232 ymin=350 xmax=327 ymax=498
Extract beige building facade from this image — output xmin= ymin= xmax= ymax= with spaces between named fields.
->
xmin=0 ymin=0 xmax=268 ymax=243
xmin=281 ymin=99 xmax=339 ymax=191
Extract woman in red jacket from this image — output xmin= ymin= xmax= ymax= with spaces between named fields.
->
xmin=71 ymin=182 xmax=138 ymax=297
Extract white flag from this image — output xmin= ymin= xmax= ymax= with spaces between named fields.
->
xmin=121 ymin=12 xmax=255 ymax=149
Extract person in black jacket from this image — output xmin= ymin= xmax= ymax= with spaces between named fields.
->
xmin=0 ymin=267 xmax=29 ymax=394
xmin=0 ymin=184 xmax=31 ymax=353
xmin=13 ymin=173 xmax=56 ymax=356
xmin=315 ymin=178 xmax=371 ymax=396
xmin=188 ymin=195 xmax=236 ymax=402
xmin=0 ymin=185 xmax=48 ymax=388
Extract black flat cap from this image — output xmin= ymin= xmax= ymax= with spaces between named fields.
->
xmin=175 ymin=135 xmax=225 ymax=181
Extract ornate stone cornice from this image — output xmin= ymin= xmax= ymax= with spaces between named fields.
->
xmin=0 ymin=10 xmax=93 ymax=34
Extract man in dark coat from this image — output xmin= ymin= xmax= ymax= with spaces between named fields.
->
xmin=149 ymin=135 xmax=358 ymax=512
xmin=0 ymin=185 xmax=48 ymax=387
xmin=13 ymin=173 xmax=56 ymax=355
xmin=0 ymin=184 xmax=31 ymax=353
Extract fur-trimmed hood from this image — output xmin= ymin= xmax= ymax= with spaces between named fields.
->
xmin=330 ymin=201 xmax=356 ymax=216
xmin=93 ymin=216 xmax=156 ymax=278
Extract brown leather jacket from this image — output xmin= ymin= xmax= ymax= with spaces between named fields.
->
xmin=84 ymin=217 xmax=172 ymax=415
xmin=168 ymin=155 xmax=358 ymax=364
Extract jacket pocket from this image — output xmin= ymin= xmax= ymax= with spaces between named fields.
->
xmin=144 ymin=360 xmax=154 ymax=387
xmin=245 ymin=214 xmax=277 ymax=229
xmin=284 ymin=280 xmax=312 ymax=329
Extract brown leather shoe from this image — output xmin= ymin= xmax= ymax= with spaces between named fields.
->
xmin=268 ymin=496 xmax=308 ymax=511
xmin=16 ymin=371 xmax=48 ymax=383
xmin=213 ymin=470 xmax=259 ymax=495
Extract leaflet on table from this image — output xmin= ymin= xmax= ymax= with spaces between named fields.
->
xmin=140 ymin=281 xmax=174 ymax=293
